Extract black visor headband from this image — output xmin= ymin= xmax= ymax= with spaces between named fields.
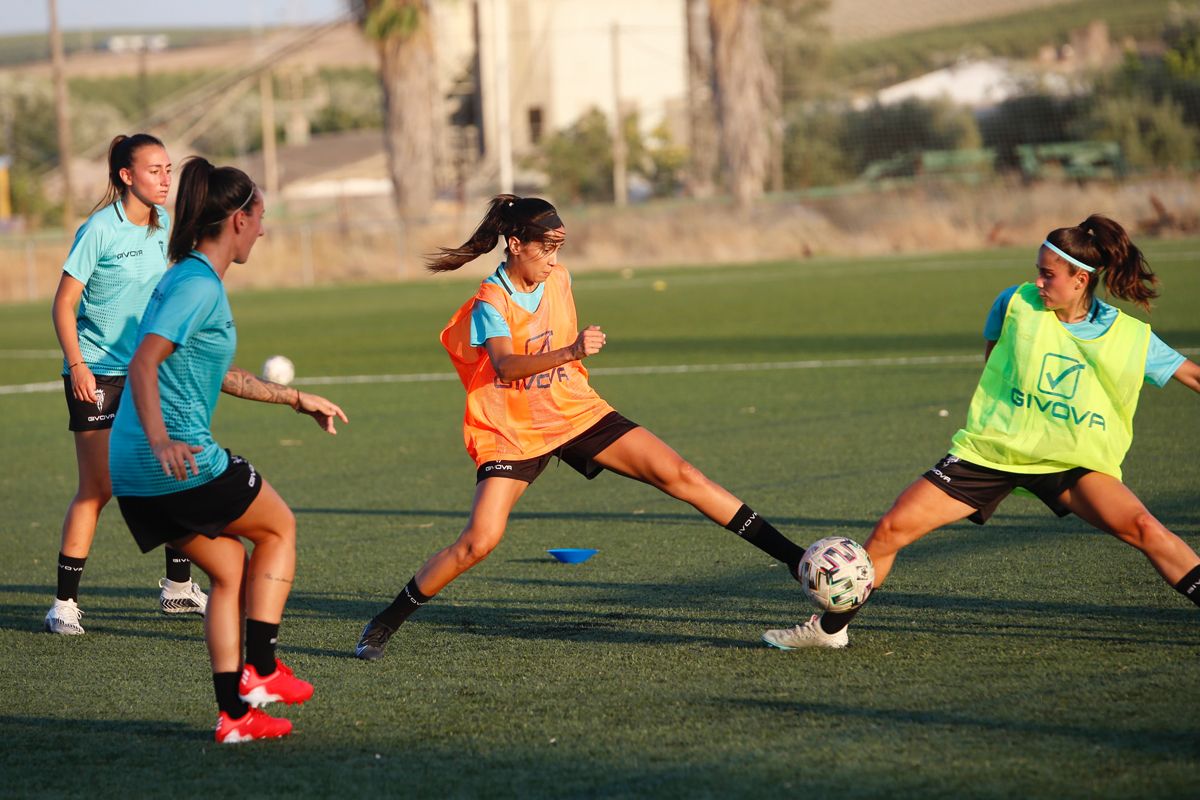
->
xmin=503 ymin=197 xmax=563 ymax=237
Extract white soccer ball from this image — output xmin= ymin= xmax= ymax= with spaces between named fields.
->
xmin=798 ymin=536 xmax=875 ymax=613
xmin=261 ymin=355 xmax=295 ymax=386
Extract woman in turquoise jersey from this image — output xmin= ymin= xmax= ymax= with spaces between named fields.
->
xmin=110 ymin=157 xmax=347 ymax=743
xmin=763 ymin=215 xmax=1200 ymax=649
xmin=47 ymin=134 xmax=206 ymax=636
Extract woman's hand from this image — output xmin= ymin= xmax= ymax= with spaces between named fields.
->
xmin=68 ymin=362 xmax=98 ymax=404
xmin=295 ymin=391 xmax=349 ymax=434
xmin=151 ymin=439 xmax=204 ymax=481
xmin=572 ymin=325 xmax=607 ymax=360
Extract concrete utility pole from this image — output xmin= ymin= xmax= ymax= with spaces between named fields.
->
xmin=610 ymin=21 xmax=627 ymax=207
xmin=492 ymin=0 xmax=513 ymax=194
xmin=48 ymin=0 xmax=75 ymax=228
xmin=259 ymin=71 xmax=280 ymax=201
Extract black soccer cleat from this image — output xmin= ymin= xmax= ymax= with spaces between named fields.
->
xmin=355 ymin=618 xmax=396 ymax=661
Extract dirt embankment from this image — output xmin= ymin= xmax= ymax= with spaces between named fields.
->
xmin=4 ymin=175 xmax=1198 ymax=303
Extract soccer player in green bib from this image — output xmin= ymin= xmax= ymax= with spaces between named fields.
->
xmin=764 ymin=215 xmax=1200 ymax=649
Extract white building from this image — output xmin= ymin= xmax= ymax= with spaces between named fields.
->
xmin=871 ymin=58 xmax=1074 ymax=111
xmin=446 ymin=0 xmax=687 ymax=186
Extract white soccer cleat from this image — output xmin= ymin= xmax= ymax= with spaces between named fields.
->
xmin=761 ymin=614 xmax=848 ymax=650
xmin=44 ymin=598 xmax=85 ymax=635
xmin=159 ymin=578 xmax=208 ymax=615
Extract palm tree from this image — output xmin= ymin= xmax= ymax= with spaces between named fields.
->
xmin=686 ymin=0 xmax=719 ymax=199
xmin=352 ymin=0 xmax=440 ymax=220
xmin=708 ymin=0 xmax=778 ymax=209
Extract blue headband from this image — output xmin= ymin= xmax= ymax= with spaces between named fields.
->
xmin=1042 ymin=240 xmax=1095 ymax=273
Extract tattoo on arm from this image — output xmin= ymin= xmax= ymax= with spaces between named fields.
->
xmin=221 ymin=366 xmax=297 ymax=406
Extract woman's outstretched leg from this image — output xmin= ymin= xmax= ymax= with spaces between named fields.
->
xmin=764 ymin=477 xmax=975 ymax=649
xmin=591 ymin=427 xmax=806 ymax=568
xmin=1059 ymin=472 xmax=1200 ymax=603
xmin=356 ymin=477 xmax=528 ymax=661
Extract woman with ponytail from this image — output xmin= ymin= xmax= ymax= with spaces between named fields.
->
xmin=108 ymin=157 xmax=348 ymax=743
xmin=763 ymin=214 xmax=1200 ymax=650
xmin=47 ymin=134 xmax=208 ymax=636
xmin=355 ymin=195 xmax=809 ymax=661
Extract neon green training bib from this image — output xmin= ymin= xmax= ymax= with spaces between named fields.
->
xmin=950 ymin=283 xmax=1149 ymax=480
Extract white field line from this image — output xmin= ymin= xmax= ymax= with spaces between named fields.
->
xmin=3 ymin=348 xmax=1196 ymax=397
xmin=0 ymin=353 xmax=980 ymax=395
xmin=293 ymin=353 xmax=988 ymax=387
xmin=0 ymin=350 xmax=62 ymax=358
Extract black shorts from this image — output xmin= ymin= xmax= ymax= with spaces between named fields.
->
xmin=63 ymin=373 xmax=125 ymax=431
xmin=476 ymin=411 xmax=639 ymax=484
xmin=922 ymin=453 xmax=1091 ymax=525
xmin=116 ymin=453 xmax=264 ymax=553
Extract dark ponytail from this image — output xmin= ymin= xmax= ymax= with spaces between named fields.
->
xmin=1045 ymin=214 xmax=1158 ymax=310
xmin=426 ymin=194 xmax=564 ymax=273
xmin=90 ymin=133 xmax=166 ymax=234
xmin=168 ymin=157 xmax=258 ymax=264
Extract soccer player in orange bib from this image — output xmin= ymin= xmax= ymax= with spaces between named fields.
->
xmin=355 ymin=195 xmax=807 ymax=660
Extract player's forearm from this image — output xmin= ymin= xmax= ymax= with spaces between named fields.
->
xmin=129 ymin=353 xmax=170 ymax=447
xmin=491 ymin=345 xmax=580 ymax=382
xmin=1171 ymin=359 xmax=1200 ymax=395
xmin=51 ymin=294 xmax=84 ymax=365
xmin=222 ymin=365 xmax=300 ymax=407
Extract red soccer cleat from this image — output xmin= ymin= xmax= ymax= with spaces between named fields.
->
xmin=214 ymin=707 xmax=293 ymax=744
xmin=238 ymin=659 xmax=314 ymax=708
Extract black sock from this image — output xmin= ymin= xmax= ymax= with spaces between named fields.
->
xmin=56 ymin=553 xmax=87 ymax=602
xmin=164 ymin=547 xmax=192 ymax=583
xmin=1174 ymin=565 xmax=1200 ymax=608
xmin=820 ymin=605 xmax=864 ymax=635
xmin=724 ymin=505 xmax=805 ymax=574
xmin=213 ymin=672 xmax=249 ymax=718
xmin=374 ymin=577 xmax=432 ymax=630
xmin=245 ymin=619 xmax=280 ymax=676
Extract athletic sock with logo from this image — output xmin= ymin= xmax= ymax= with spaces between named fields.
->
xmin=245 ymin=619 xmax=280 ymax=676
xmin=820 ymin=605 xmax=863 ymax=635
xmin=374 ymin=577 xmax=432 ymax=630
xmin=164 ymin=547 xmax=192 ymax=583
xmin=56 ymin=553 xmax=87 ymax=602
xmin=724 ymin=505 xmax=806 ymax=575
xmin=1174 ymin=564 xmax=1200 ymax=608
xmin=213 ymin=672 xmax=249 ymax=719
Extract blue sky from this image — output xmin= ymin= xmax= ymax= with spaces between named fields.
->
xmin=0 ymin=0 xmax=349 ymax=36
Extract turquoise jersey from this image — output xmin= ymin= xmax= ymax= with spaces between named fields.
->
xmin=469 ymin=263 xmax=549 ymax=346
xmin=109 ymin=252 xmax=236 ymax=497
xmin=984 ymin=285 xmax=1185 ymax=387
xmin=61 ymin=202 xmax=170 ymax=375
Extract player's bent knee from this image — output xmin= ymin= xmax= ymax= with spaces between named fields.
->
xmin=266 ymin=508 xmax=297 ymax=546
xmin=74 ymin=487 xmax=112 ymax=508
xmin=661 ymin=459 xmax=706 ymax=495
xmin=868 ymin=514 xmax=912 ymax=554
xmin=454 ymin=531 xmax=500 ymax=567
xmin=205 ymin=559 xmax=245 ymax=591
xmin=1127 ymin=511 xmax=1167 ymax=552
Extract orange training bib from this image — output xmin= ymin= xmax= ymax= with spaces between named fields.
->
xmin=440 ymin=265 xmax=613 ymax=465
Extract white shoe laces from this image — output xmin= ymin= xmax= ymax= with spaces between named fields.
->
xmin=784 ymin=614 xmax=821 ymax=638
xmin=52 ymin=601 xmax=83 ymax=627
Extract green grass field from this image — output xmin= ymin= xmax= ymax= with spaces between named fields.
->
xmin=1 ymin=244 xmax=1198 ymax=798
